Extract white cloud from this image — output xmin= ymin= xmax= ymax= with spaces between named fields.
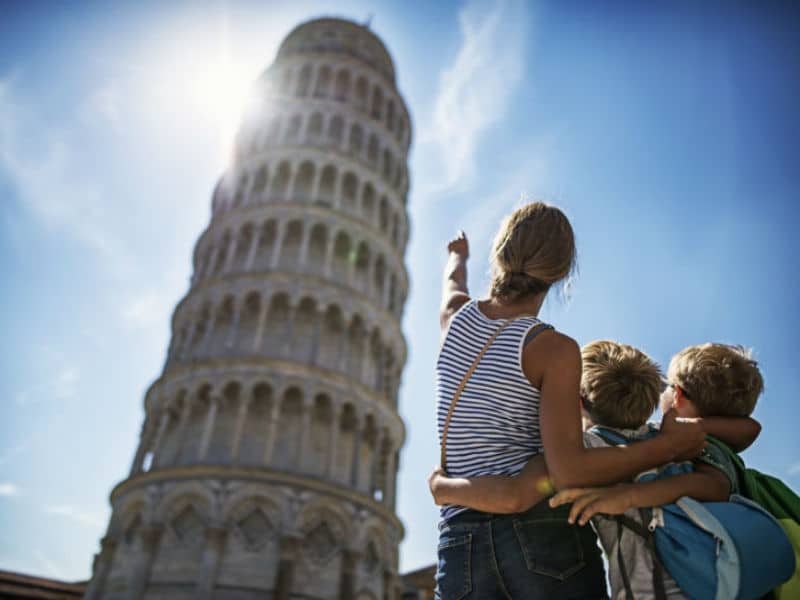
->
xmin=788 ymin=462 xmax=800 ymax=476
xmin=0 ymin=76 xmax=136 ymax=278
xmin=426 ymin=0 xmax=528 ymax=191
xmin=44 ymin=504 xmax=104 ymax=527
xmin=0 ymin=483 xmax=20 ymax=497
xmin=14 ymin=367 xmax=80 ymax=405
xmin=121 ymin=289 xmax=174 ymax=329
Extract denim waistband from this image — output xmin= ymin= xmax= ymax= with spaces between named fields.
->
xmin=438 ymin=497 xmax=571 ymax=531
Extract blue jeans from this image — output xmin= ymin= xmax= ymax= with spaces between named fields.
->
xmin=435 ymin=499 xmax=608 ymax=600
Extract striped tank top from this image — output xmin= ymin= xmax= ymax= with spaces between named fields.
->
xmin=436 ymin=299 xmax=551 ymax=521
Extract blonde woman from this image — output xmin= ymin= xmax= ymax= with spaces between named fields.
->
xmin=433 ymin=203 xmax=705 ymax=599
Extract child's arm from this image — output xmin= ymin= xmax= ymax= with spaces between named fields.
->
xmin=700 ymin=416 xmax=761 ymax=452
xmin=440 ymin=231 xmax=470 ymax=330
xmin=428 ymin=455 xmax=552 ymax=514
xmin=549 ymin=463 xmax=731 ymax=526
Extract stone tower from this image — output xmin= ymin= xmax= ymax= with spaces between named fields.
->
xmin=84 ymin=17 xmax=411 ymax=600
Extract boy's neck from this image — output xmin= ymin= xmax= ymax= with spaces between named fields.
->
xmin=674 ymin=401 xmax=701 ymax=419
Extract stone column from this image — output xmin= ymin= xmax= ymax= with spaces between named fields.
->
xmin=323 ymin=233 xmax=336 ymax=277
xmin=359 ymin=331 xmax=372 ymax=384
xmin=223 ymin=236 xmax=239 ymax=273
xmin=387 ymin=450 xmax=399 ymax=510
xmin=309 ymin=310 xmax=323 ymax=364
xmin=197 ymin=526 xmax=227 ymax=600
xmin=326 ymin=404 xmax=341 ymax=479
xmin=83 ymin=536 xmax=117 ymax=600
xmin=149 ymin=410 xmax=172 ymax=469
xmin=350 ymin=417 xmax=363 ymax=488
xmin=224 ymin=310 xmax=242 ymax=351
xmin=127 ymin=524 xmax=163 ymax=600
xmin=173 ymin=399 xmax=193 ymax=466
xmin=281 ymin=305 xmax=295 ymax=357
xmin=245 ymin=227 xmax=262 ymax=270
xmin=270 ymin=225 xmax=286 ymax=269
xmin=274 ymin=534 xmax=301 ymax=600
xmin=230 ymin=395 xmax=251 ymax=461
xmin=198 ymin=397 xmax=219 ymax=461
xmin=263 ymin=400 xmax=282 ymax=465
xmin=337 ymin=548 xmax=361 ymax=600
xmin=199 ymin=313 xmax=218 ymax=355
xmin=366 ymin=256 xmax=376 ymax=298
xmin=337 ymin=326 xmax=349 ymax=373
xmin=180 ymin=321 xmax=199 ymax=361
xmin=285 ymin=167 xmax=298 ymax=203
xmin=298 ymin=225 xmax=311 ymax=268
xmin=382 ymin=270 xmax=392 ymax=309
xmin=206 ymin=245 xmax=222 ymax=277
xmin=252 ymin=302 xmax=269 ymax=352
xmin=295 ymin=399 xmax=313 ymax=471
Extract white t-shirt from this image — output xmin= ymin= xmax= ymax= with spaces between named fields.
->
xmin=583 ymin=426 xmax=688 ymax=600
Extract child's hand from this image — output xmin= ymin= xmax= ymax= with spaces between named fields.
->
xmin=660 ymin=408 xmax=705 ymax=460
xmin=428 ymin=466 xmax=447 ymax=505
xmin=447 ymin=230 xmax=469 ymax=259
xmin=549 ymin=485 xmax=636 ymax=525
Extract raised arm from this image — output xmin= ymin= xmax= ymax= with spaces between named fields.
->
xmin=428 ymin=454 xmax=551 ymax=514
xmin=533 ymin=334 xmax=706 ymax=491
xmin=700 ymin=416 xmax=761 ymax=452
xmin=549 ymin=463 xmax=731 ymax=525
xmin=440 ymin=231 xmax=470 ymax=331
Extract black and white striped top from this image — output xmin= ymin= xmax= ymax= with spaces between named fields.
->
xmin=436 ymin=299 xmax=551 ymax=521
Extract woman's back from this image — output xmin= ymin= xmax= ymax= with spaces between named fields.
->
xmin=436 ymin=299 xmax=548 ymax=519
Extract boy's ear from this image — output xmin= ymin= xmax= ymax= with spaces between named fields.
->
xmin=673 ymin=385 xmax=686 ymax=409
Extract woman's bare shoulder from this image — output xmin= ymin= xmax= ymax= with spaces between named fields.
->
xmin=522 ymin=328 xmax=580 ymax=384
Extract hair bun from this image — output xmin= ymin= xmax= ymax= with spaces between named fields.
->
xmin=493 ymin=271 xmax=550 ymax=299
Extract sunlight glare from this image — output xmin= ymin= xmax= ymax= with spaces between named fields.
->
xmin=191 ymin=55 xmax=256 ymax=150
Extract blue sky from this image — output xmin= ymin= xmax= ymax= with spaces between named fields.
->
xmin=1 ymin=0 xmax=799 ymax=581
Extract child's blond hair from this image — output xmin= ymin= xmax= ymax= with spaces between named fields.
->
xmin=581 ymin=340 xmax=662 ymax=429
xmin=667 ymin=343 xmax=763 ymax=417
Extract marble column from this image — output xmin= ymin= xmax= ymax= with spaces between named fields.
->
xmin=127 ymin=524 xmax=163 ymax=600
xmin=198 ymin=397 xmax=219 ymax=461
xmin=197 ymin=526 xmax=227 ymax=600
xmin=274 ymin=534 xmax=301 ymax=600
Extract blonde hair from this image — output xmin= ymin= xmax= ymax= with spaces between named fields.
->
xmin=668 ymin=343 xmax=763 ymax=417
xmin=581 ymin=340 xmax=662 ymax=429
xmin=489 ymin=202 xmax=576 ymax=302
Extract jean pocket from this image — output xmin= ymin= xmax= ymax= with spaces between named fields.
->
xmin=512 ymin=519 xmax=585 ymax=581
xmin=435 ymin=533 xmax=472 ymax=600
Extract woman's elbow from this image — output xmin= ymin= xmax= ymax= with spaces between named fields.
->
xmin=547 ymin=460 xmax=588 ymax=492
xmin=502 ymin=495 xmax=534 ymax=514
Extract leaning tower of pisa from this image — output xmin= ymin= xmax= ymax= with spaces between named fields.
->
xmin=84 ymin=17 xmax=411 ymax=600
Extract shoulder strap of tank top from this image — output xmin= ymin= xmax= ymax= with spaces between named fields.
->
xmin=440 ymin=319 xmax=549 ymax=473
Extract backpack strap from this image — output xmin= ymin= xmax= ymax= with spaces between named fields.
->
xmin=589 ymin=425 xmax=630 ymax=447
xmin=614 ymin=512 xmax=668 ymax=600
xmin=439 ymin=320 xmax=547 ymax=474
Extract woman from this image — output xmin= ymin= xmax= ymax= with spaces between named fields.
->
xmin=433 ymin=202 xmax=705 ymax=599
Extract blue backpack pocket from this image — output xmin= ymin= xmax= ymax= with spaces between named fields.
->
xmin=635 ymin=494 xmax=795 ymax=599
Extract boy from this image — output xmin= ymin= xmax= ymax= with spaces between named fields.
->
xmin=429 ymin=341 xmax=762 ymax=599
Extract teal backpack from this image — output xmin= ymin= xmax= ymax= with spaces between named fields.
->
xmin=591 ymin=426 xmax=796 ymax=600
